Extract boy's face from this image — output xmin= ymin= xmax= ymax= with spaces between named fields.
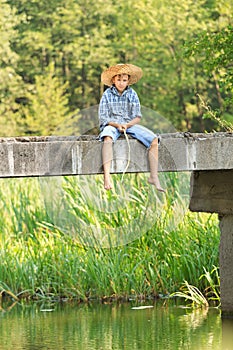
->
xmin=112 ymin=74 xmax=129 ymax=93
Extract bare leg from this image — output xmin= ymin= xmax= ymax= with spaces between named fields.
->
xmin=102 ymin=136 xmax=113 ymax=190
xmin=148 ymin=138 xmax=165 ymax=192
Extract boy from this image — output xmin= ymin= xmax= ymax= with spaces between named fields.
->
xmin=99 ymin=63 xmax=165 ymax=192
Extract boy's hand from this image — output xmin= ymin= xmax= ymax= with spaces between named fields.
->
xmin=118 ymin=124 xmax=128 ymax=132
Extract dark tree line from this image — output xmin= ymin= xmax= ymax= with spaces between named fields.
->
xmin=0 ymin=0 xmax=232 ymax=136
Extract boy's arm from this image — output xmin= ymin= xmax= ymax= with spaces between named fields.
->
xmin=126 ymin=116 xmax=141 ymax=128
xmin=121 ymin=116 xmax=141 ymax=131
xmin=108 ymin=116 xmax=141 ymax=132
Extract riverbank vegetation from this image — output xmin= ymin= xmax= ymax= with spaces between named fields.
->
xmin=0 ymin=174 xmax=220 ymax=305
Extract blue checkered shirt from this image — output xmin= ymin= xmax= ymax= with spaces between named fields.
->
xmin=98 ymin=86 xmax=142 ymax=131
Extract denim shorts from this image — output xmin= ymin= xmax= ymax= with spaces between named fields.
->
xmin=99 ymin=124 xmax=160 ymax=148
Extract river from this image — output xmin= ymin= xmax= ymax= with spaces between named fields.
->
xmin=0 ymin=299 xmax=232 ymax=349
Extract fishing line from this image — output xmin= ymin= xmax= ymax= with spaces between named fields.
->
xmin=121 ymin=128 xmax=131 ymax=182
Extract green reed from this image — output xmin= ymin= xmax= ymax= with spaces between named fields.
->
xmin=171 ymin=266 xmax=220 ymax=308
xmin=0 ymin=173 xmax=220 ymax=302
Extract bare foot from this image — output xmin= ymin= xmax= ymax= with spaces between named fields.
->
xmin=104 ymin=175 xmax=113 ymax=190
xmin=148 ymin=177 xmax=166 ymax=193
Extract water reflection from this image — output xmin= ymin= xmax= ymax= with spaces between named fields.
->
xmin=0 ymin=300 xmax=226 ymax=350
xmin=222 ymin=319 xmax=233 ymax=350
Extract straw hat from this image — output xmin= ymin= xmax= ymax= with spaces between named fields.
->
xmin=101 ymin=63 xmax=143 ymax=86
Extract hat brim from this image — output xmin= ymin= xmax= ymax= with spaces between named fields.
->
xmin=101 ymin=64 xmax=143 ymax=86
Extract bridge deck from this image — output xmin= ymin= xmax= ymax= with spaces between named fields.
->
xmin=0 ymin=132 xmax=232 ymax=177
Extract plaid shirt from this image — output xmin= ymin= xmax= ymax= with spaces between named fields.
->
xmin=98 ymin=86 xmax=142 ymax=131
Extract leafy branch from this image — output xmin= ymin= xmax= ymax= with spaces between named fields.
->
xmin=197 ymin=94 xmax=233 ymax=132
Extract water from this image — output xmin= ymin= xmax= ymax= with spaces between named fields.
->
xmin=0 ymin=300 xmax=232 ymax=350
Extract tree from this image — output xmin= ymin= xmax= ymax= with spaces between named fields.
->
xmin=0 ymin=0 xmax=23 ymax=136
xmin=4 ymin=0 xmax=233 ymax=135
xmin=18 ymin=64 xmax=77 ymax=135
xmin=7 ymin=0 xmax=116 ymax=107
xmin=184 ymin=24 xmax=233 ymax=129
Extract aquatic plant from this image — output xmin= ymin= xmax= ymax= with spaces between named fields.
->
xmin=171 ymin=281 xmax=209 ymax=308
xmin=171 ymin=266 xmax=220 ymax=308
xmin=0 ymin=174 xmax=220 ymax=302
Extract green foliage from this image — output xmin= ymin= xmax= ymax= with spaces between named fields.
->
xmin=198 ymin=94 xmax=233 ymax=132
xmin=0 ymin=175 xmax=220 ymax=301
xmin=183 ymin=14 xmax=233 ymax=130
xmin=0 ymin=0 xmax=232 ymax=135
xmin=0 ymin=0 xmax=24 ymax=136
xmin=171 ymin=281 xmax=209 ymax=308
xmin=184 ymin=25 xmax=233 ymax=90
xmin=171 ymin=266 xmax=220 ymax=308
xmin=17 ymin=64 xmax=77 ymax=135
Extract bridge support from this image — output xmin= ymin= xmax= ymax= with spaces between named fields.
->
xmin=189 ymin=170 xmax=233 ymax=318
xmin=219 ymin=215 xmax=233 ymax=317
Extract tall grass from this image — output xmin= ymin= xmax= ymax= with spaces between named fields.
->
xmin=171 ymin=266 xmax=220 ymax=308
xmin=0 ymin=173 xmax=220 ymax=303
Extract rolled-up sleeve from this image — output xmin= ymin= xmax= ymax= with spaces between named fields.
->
xmin=130 ymin=92 xmax=142 ymax=119
xmin=98 ymin=94 xmax=110 ymax=130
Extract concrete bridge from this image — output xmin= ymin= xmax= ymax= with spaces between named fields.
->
xmin=1 ymin=132 xmax=233 ymax=317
